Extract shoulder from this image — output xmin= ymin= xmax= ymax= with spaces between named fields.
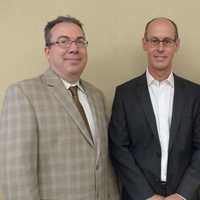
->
xmin=115 ymin=73 xmax=146 ymax=92
xmin=174 ymin=74 xmax=200 ymax=92
xmin=4 ymin=74 xmax=45 ymax=100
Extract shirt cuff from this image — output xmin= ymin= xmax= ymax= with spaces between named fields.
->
xmin=176 ymin=193 xmax=186 ymax=200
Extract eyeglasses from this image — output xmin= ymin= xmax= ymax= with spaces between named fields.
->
xmin=47 ymin=36 xmax=88 ymax=49
xmin=145 ymin=37 xmax=177 ymax=47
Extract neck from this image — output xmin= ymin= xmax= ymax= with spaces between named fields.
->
xmin=49 ymin=66 xmax=80 ymax=84
xmin=148 ymin=67 xmax=172 ymax=81
xmin=60 ymin=73 xmax=80 ymax=84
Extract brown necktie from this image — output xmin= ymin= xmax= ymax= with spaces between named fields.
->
xmin=69 ymin=86 xmax=92 ymax=137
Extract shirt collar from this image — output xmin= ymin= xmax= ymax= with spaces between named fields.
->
xmin=146 ymin=68 xmax=174 ymax=88
xmin=61 ymin=79 xmax=85 ymax=93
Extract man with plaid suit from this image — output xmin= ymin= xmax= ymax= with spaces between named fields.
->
xmin=0 ymin=16 xmax=119 ymax=200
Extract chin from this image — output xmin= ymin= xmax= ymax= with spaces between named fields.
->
xmin=154 ymin=61 xmax=169 ymax=69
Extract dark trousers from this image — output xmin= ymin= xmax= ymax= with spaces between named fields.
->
xmin=192 ymin=186 xmax=200 ymax=200
xmin=160 ymin=181 xmax=167 ymax=197
xmin=160 ymin=182 xmax=200 ymax=199
xmin=121 ymin=183 xmax=200 ymax=199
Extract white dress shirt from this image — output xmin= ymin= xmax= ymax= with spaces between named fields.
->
xmin=146 ymin=69 xmax=174 ymax=182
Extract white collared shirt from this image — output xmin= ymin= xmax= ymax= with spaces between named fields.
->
xmin=62 ymin=79 xmax=96 ymax=146
xmin=146 ymin=69 xmax=174 ymax=182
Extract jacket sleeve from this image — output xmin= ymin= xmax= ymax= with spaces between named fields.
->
xmin=108 ymin=87 xmax=154 ymax=199
xmin=0 ymin=84 xmax=40 ymax=200
xmin=177 ymin=92 xmax=200 ymax=199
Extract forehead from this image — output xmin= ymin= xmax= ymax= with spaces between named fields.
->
xmin=146 ymin=19 xmax=176 ymax=38
xmin=50 ymin=22 xmax=84 ymax=40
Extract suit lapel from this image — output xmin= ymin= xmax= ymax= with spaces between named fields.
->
xmin=81 ymin=80 xmax=102 ymax=158
xmin=169 ymin=75 xmax=185 ymax=153
xmin=43 ymin=69 xmax=94 ymax=148
xmin=136 ymin=74 xmax=160 ymax=144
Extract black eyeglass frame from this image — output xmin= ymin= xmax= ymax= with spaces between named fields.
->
xmin=46 ymin=36 xmax=88 ymax=48
xmin=145 ymin=37 xmax=177 ymax=47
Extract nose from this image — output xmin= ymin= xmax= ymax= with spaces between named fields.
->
xmin=157 ymin=42 xmax=164 ymax=52
xmin=68 ymin=41 xmax=79 ymax=54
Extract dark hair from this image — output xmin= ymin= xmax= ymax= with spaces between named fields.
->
xmin=144 ymin=17 xmax=179 ymax=40
xmin=44 ymin=15 xmax=85 ymax=47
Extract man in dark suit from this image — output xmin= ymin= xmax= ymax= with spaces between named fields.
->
xmin=109 ymin=17 xmax=200 ymax=200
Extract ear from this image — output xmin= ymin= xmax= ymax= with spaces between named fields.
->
xmin=175 ymin=38 xmax=180 ymax=52
xmin=142 ymin=37 xmax=148 ymax=51
xmin=44 ymin=47 xmax=50 ymax=58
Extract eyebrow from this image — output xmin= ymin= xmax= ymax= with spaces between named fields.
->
xmin=57 ymin=35 xmax=86 ymax=40
xmin=148 ymin=36 xmax=176 ymax=40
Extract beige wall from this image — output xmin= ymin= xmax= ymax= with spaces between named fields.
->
xmin=1 ymin=0 xmax=200 ymax=112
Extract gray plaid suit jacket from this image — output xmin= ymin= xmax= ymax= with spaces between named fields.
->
xmin=0 ymin=68 xmax=120 ymax=200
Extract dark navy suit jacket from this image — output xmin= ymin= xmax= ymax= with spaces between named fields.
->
xmin=109 ymin=73 xmax=200 ymax=200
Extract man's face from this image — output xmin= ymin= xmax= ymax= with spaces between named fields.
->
xmin=143 ymin=19 xmax=180 ymax=76
xmin=45 ymin=22 xmax=88 ymax=82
